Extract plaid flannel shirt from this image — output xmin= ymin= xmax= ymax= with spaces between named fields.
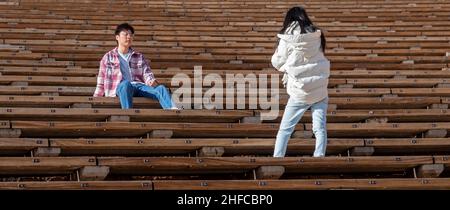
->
xmin=93 ymin=47 xmax=156 ymax=97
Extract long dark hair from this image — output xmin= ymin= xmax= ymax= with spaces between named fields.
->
xmin=276 ymin=6 xmax=326 ymax=53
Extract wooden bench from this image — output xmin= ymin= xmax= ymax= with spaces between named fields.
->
xmin=0 ymin=51 xmax=48 ymax=60
xmin=332 ymin=70 xmax=450 ymax=79
xmin=0 ymin=59 xmax=73 ymax=67
xmin=97 ymin=156 xmax=433 ymax=176
xmin=3 ymin=76 xmax=449 ymax=90
xmin=0 ymin=96 xmax=442 ymax=109
xmin=9 ymin=121 xmax=285 ymax=138
xmin=3 ymin=137 xmax=449 ymax=157
xmin=0 ymin=75 xmax=96 ymax=86
xmin=261 ymin=109 xmax=450 ymax=123
xmin=0 ymin=66 xmax=98 ymax=77
xmin=152 ymin=178 xmax=450 ymax=190
xmin=392 ymin=88 xmax=450 ymax=97
xmin=0 ymin=138 xmax=47 ymax=156
xmin=0 ymin=157 xmax=96 ymax=174
xmin=347 ymin=78 xmax=450 ymax=88
xmin=48 ymin=138 xmax=361 ymax=156
xmin=0 ymin=85 xmax=392 ymax=98
xmin=323 ymin=63 xmax=447 ymax=71
xmin=1 ymin=178 xmax=450 ymax=190
xmin=434 ymin=156 xmax=450 ymax=170
xmin=3 ymin=67 xmax=449 ymax=81
xmin=308 ymin=122 xmax=450 ymax=138
xmin=0 ymin=107 xmax=255 ymax=123
xmin=0 ymin=86 xmax=94 ymax=96
xmin=328 ymin=97 xmax=441 ymax=109
xmin=47 ymin=138 xmax=450 ymax=156
xmin=366 ymin=138 xmax=450 ymax=155
xmin=0 ymin=181 xmax=153 ymax=190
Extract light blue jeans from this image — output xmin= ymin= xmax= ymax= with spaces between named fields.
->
xmin=274 ymin=97 xmax=328 ymax=157
xmin=116 ymin=80 xmax=175 ymax=109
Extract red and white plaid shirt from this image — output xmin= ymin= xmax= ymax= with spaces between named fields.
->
xmin=93 ymin=47 xmax=156 ymax=97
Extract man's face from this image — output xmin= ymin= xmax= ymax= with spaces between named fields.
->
xmin=116 ymin=30 xmax=133 ymax=48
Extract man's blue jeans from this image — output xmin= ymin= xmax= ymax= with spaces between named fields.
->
xmin=116 ymin=80 xmax=175 ymax=109
xmin=274 ymin=97 xmax=328 ymax=157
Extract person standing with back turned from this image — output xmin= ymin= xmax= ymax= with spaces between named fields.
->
xmin=271 ymin=6 xmax=330 ymax=157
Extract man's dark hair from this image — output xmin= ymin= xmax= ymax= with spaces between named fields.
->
xmin=115 ymin=23 xmax=134 ymax=35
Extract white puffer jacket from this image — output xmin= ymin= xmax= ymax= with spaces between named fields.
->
xmin=271 ymin=22 xmax=330 ymax=104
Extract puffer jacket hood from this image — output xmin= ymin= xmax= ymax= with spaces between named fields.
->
xmin=271 ymin=22 xmax=330 ymax=104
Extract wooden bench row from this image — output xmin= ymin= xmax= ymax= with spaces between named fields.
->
xmin=0 ymin=108 xmax=253 ymax=123
xmin=3 ymin=75 xmax=450 ymax=88
xmin=2 ymin=46 xmax=446 ymax=63
xmin=0 ymin=95 xmax=444 ymax=109
xmin=2 ymin=25 xmax=450 ymax=39
xmin=3 ymin=8 xmax=449 ymax=19
xmin=2 ymin=120 xmax=449 ymax=138
xmin=0 ymin=156 xmax=448 ymax=180
xmin=0 ymin=21 xmax=448 ymax=34
xmin=14 ymin=0 xmax=450 ymax=6
xmin=4 ymin=23 xmax=450 ymax=36
xmin=2 ymin=17 xmax=448 ymax=29
xmin=3 ymin=27 xmax=450 ymax=40
xmin=3 ymin=36 xmax=450 ymax=48
xmin=0 ymin=52 xmax=47 ymax=60
xmin=26 ymin=53 xmax=450 ymax=64
xmin=130 ymin=178 xmax=450 ymax=190
xmin=2 ymin=11 xmax=448 ymax=25
xmin=1 ymin=178 xmax=449 ymax=190
xmin=2 ymin=66 xmax=450 ymax=79
xmin=4 ymin=45 xmax=445 ymax=59
xmin=1 ymin=9 xmax=448 ymax=21
xmin=1 ymin=75 xmax=338 ymax=87
xmin=2 ymin=86 xmax=450 ymax=98
xmin=1 ymin=137 xmax=449 ymax=157
xmin=1 ymin=58 xmax=446 ymax=70
xmin=0 ymin=48 xmax=449 ymax=68
xmin=1 ymin=107 xmax=450 ymax=123
xmin=1 ymin=86 xmax=449 ymax=100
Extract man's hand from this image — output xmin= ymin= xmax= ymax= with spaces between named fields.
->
xmin=146 ymin=80 xmax=159 ymax=87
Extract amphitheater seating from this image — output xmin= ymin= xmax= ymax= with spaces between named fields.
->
xmin=0 ymin=0 xmax=449 ymax=190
